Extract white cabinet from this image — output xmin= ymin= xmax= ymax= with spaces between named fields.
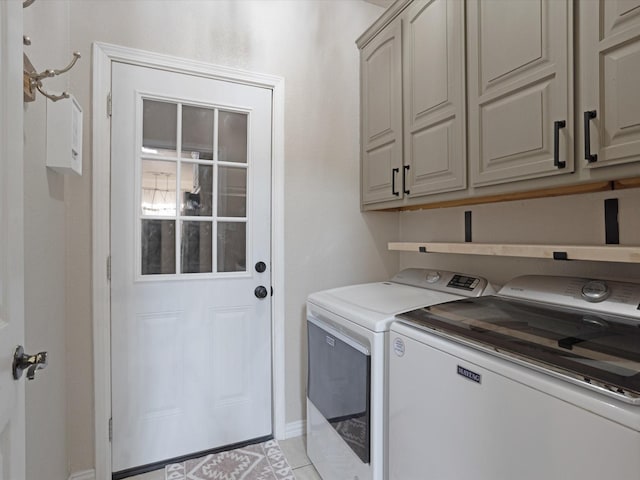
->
xmin=360 ymin=19 xmax=403 ymax=204
xmin=402 ymin=0 xmax=466 ymax=197
xmin=580 ymin=0 xmax=640 ymax=169
xmin=46 ymin=95 xmax=83 ymax=175
xmin=467 ymin=0 xmax=573 ymax=187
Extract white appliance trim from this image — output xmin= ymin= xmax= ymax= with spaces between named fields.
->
xmin=308 ymin=314 xmax=371 ymax=355
xmin=91 ymin=42 xmax=286 ymax=480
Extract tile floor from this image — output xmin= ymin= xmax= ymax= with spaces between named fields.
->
xmin=126 ymin=435 xmax=320 ymax=480
xmin=279 ymin=435 xmax=321 ymax=480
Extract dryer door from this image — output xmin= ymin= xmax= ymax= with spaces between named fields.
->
xmin=307 ymin=315 xmax=371 ymax=463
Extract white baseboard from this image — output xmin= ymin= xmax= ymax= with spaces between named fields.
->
xmin=284 ymin=419 xmax=306 ymax=439
xmin=68 ymin=469 xmax=96 ymax=480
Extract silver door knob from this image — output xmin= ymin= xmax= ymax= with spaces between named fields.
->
xmin=12 ymin=345 xmax=48 ymax=380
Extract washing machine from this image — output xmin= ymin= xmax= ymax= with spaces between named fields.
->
xmin=306 ymin=269 xmax=493 ymax=480
xmin=389 ymin=275 xmax=640 ymax=480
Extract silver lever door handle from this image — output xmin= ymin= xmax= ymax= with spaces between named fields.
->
xmin=12 ymin=345 xmax=48 ymax=380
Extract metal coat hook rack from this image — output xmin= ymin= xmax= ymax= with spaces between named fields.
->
xmin=23 ymin=0 xmax=81 ymax=102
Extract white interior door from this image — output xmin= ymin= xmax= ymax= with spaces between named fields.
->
xmin=0 ymin=1 xmax=25 ymax=479
xmin=110 ymin=61 xmax=273 ymax=473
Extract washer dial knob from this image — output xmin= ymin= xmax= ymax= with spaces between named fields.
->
xmin=581 ymin=280 xmax=610 ymax=303
xmin=425 ymin=271 xmax=441 ymax=284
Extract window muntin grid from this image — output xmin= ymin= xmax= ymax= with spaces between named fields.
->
xmin=138 ymin=98 xmax=249 ymax=277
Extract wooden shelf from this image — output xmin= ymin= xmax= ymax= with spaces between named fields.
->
xmin=388 ymin=242 xmax=640 ymax=264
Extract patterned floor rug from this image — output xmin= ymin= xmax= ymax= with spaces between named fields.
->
xmin=165 ymin=439 xmax=295 ymax=480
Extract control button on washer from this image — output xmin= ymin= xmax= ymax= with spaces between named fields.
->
xmin=581 ymin=280 xmax=610 ymax=303
xmin=425 ymin=271 xmax=441 ymax=284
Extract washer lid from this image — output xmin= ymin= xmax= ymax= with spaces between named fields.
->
xmin=398 ymin=295 xmax=640 ymax=403
xmin=308 ymin=282 xmax=464 ymax=332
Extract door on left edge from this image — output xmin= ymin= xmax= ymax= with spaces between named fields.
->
xmin=0 ymin=1 xmax=26 ymax=479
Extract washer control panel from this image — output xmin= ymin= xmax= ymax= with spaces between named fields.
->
xmin=392 ymin=268 xmax=494 ymax=297
xmin=447 ymin=274 xmax=481 ymax=291
xmin=500 ymin=275 xmax=640 ymax=321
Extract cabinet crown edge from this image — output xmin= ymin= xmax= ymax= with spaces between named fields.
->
xmin=356 ymin=0 xmax=412 ymax=49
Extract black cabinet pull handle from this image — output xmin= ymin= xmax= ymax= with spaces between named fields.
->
xmin=584 ymin=110 xmax=598 ymax=163
xmin=554 ymin=120 xmax=566 ymax=169
xmin=403 ymin=165 xmax=410 ymax=195
xmin=392 ymin=168 xmax=399 ymax=196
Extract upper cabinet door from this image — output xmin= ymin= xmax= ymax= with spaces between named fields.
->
xmin=402 ymin=0 xmax=466 ymax=197
xmin=581 ymin=0 xmax=640 ymax=169
xmin=361 ymin=19 xmax=404 ymax=204
xmin=467 ymin=0 xmax=573 ymax=187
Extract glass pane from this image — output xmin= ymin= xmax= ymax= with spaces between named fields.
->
xmin=141 ymin=220 xmax=176 ymax=275
xmin=218 ymin=166 xmax=247 ymax=217
xmin=180 ymin=163 xmax=213 ymax=216
xmin=217 ymin=222 xmax=246 ymax=272
xmin=182 ymin=105 xmax=214 ymax=161
xmin=142 ymin=100 xmax=177 ymax=157
xmin=141 ymin=160 xmax=177 ymax=216
xmin=218 ymin=111 xmax=248 ymax=163
xmin=181 ymin=221 xmax=212 ymax=273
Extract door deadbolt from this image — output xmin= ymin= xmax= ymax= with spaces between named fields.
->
xmin=12 ymin=345 xmax=48 ymax=380
xmin=255 ymin=261 xmax=267 ymax=273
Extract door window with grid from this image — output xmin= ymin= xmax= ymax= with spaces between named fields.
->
xmin=138 ymin=99 xmax=249 ymax=276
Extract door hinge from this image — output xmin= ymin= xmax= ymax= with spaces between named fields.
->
xmin=109 ymin=417 xmax=113 ymax=442
xmin=106 ymin=255 xmax=111 ymax=281
xmin=107 ymin=92 xmax=112 ymax=117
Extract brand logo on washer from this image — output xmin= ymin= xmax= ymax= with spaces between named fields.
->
xmin=457 ymin=365 xmax=481 ymax=384
xmin=326 ymin=336 xmax=335 ymax=347
xmin=393 ymin=337 xmax=405 ymax=357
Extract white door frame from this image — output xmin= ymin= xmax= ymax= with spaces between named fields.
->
xmin=91 ymin=42 xmax=285 ymax=480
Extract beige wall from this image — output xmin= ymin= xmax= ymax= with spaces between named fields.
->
xmin=23 ymin=2 xmax=70 ymax=479
xmin=65 ymin=0 xmax=397 ymax=473
xmin=398 ymin=189 xmax=640 ymax=286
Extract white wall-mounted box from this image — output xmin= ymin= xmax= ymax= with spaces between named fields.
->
xmin=46 ymin=94 xmax=82 ymax=175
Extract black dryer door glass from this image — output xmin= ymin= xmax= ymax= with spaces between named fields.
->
xmin=307 ymin=319 xmax=371 ymax=463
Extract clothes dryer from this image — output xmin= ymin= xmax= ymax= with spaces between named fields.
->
xmin=306 ymin=269 xmax=493 ymax=480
